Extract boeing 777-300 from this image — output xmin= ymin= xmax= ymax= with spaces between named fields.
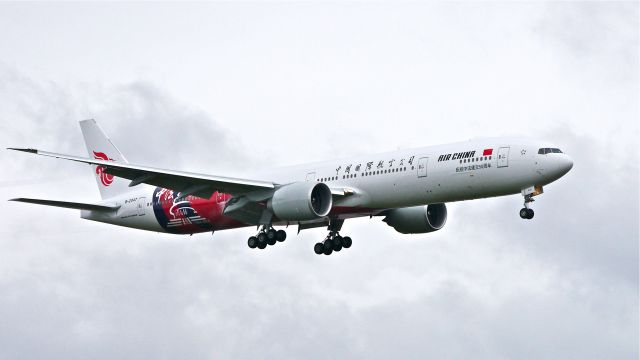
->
xmin=8 ymin=120 xmax=573 ymax=255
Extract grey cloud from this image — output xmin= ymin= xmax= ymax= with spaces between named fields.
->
xmin=0 ymin=69 xmax=250 ymax=191
xmin=85 ymin=82 xmax=252 ymax=173
xmin=1 ymin=131 xmax=637 ymax=360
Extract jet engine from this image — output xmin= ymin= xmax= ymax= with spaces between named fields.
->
xmin=382 ymin=204 xmax=447 ymax=234
xmin=268 ymin=182 xmax=332 ymax=221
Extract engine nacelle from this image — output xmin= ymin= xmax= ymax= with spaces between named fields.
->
xmin=268 ymin=182 xmax=332 ymax=221
xmin=382 ymin=204 xmax=447 ymax=234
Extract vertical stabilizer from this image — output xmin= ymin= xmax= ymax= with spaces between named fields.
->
xmin=79 ymin=119 xmax=130 ymax=200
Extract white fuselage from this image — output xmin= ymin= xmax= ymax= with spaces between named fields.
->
xmin=83 ymin=137 xmax=573 ymax=234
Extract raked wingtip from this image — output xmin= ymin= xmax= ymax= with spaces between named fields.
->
xmin=7 ymin=147 xmax=38 ymax=153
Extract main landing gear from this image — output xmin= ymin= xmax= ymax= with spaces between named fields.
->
xmin=519 ymin=194 xmax=535 ymax=220
xmin=313 ymin=232 xmax=352 ymax=256
xmin=247 ymin=226 xmax=286 ymax=250
xmin=313 ymin=219 xmax=352 ymax=256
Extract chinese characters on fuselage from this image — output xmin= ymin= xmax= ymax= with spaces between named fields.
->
xmin=334 ymin=156 xmax=416 ymax=177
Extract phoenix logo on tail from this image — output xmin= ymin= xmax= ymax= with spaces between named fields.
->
xmin=93 ymin=151 xmax=114 ymax=186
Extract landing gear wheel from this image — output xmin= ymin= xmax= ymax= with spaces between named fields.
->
xmin=332 ymin=236 xmax=342 ymax=251
xmin=276 ymin=230 xmax=287 ymax=242
xmin=314 ymin=243 xmax=324 ymax=255
xmin=323 ymin=239 xmax=334 ymax=252
xmin=323 ymin=247 xmax=333 ymax=256
xmin=342 ymin=236 xmax=352 ymax=248
xmin=266 ymin=228 xmax=277 ymax=241
xmin=519 ymin=208 xmax=528 ymax=219
xmin=267 ymin=236 xmax=277 ymax=246
xmin=257 ymin=233 xmax=267 ymax=248
xmin=248 ymin=236 xmax=258 ymax=249
xmin=526 ymin=208 xmax=534 ymax=219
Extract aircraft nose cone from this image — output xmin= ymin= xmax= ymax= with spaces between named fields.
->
xmin=558 ymin=155 xmax=573 ymax=176
xmin=563 ymin=156 xmax=574 ymax=172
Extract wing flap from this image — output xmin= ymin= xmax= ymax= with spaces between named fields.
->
xmin=10 ymin=198 xmax=119 ymax=212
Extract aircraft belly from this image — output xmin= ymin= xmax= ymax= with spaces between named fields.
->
xmin=81 ymin=208 xmax=165 ymax=232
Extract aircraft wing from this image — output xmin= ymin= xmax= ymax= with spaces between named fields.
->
xmin=8 ymin=148 xmax=275 ymax=199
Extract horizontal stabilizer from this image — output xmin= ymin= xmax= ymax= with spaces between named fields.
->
xmin=9 ymin=198 xmax=120 ymax=212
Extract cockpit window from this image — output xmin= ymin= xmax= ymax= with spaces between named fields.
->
xmin=538 ymin=148 xmax=563 ymax=154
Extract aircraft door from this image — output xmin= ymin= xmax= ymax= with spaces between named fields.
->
xmin=497 ymin=147 xmax=510 ymax=168
xmin=137 ymin=197 xmax=146 ymax=216
xmin=417 ymin=157 xmax=428 ymax=178
xmin=306 ymin=172 xmax=316 ymax=181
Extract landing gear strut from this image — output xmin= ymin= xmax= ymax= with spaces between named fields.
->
xmin=248 ymin=225 xmax=286 ymax=250
xmin=314 ymin=219 xmax=352 ymax=256
xmin=519 ymin=194 xmax=535 ymax=220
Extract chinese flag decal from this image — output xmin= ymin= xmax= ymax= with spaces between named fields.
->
xmin=483 ymin=149 xmax=493 ymax=156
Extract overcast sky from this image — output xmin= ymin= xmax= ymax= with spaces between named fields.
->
xmin=0 ymin=2 xmax=638 ymax=359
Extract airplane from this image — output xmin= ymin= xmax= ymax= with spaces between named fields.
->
xmin=8 ymin=119 xmax=573 ymax=255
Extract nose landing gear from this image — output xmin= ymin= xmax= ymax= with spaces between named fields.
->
xmin=519 ymin=194 xmax=535 ymax=220
xmin=519 ymin=186 xmax=543 ymax=220
xmin=248 ymin=225 xmax=287 ymax=250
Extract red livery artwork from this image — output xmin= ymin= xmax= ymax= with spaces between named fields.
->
xmin=93 ymin=151 xmax=114 ymax=186
xmin=483 ymin=148 xmax=493 ymax=156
